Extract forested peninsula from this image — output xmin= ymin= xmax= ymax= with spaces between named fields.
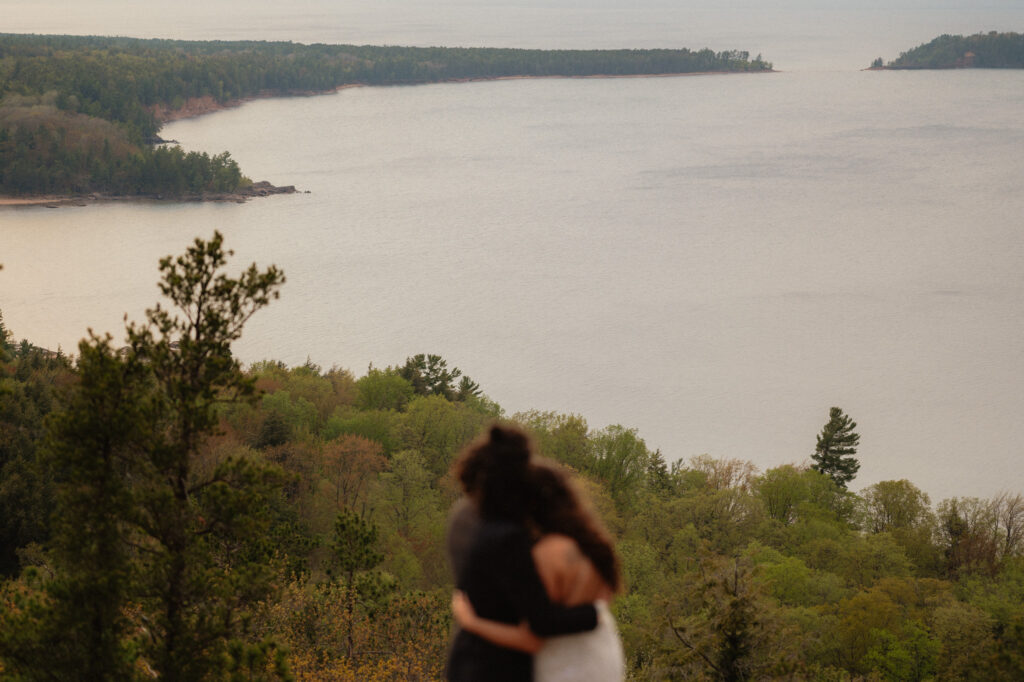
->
xmin=0 ymin=34 xmax=772 ymax=200
xmin=870 ymin=31 xmax=1024 ymax=69
xmin=2 ymin=234 xmax=1023 ymax=680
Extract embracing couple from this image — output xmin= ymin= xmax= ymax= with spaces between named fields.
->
xmin=445 ymin=424 xmax=625 ymax=682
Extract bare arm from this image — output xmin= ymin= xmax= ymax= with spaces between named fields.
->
xmin=452 ymin=591 xmax=544 ymax=654
xmin=534 ymin=534 xmax=614 ymax=606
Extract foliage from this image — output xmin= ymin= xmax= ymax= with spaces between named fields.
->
xmin=587 ymin=424 xmax=654 ymax=503
xmin=0 ymin=33 xmax=771 ymax=196
xmin=882 ymin=31 xmax=1024 ymax=69
xmin=321 ymin=434 xmax=387 ymax=514
xmin=2 ymin=239 xmax=1024 ymax=679
xmin=812 ymin=406 xmax=861 ymax=488
xmin=397 ymin=353 xmax=480 ymax=401
xmin=33 ymin=334 xmax=152 ymax=680
xmin=328 ymin=509 xmax=390 ymax=659
xmin=859 ymin=479 xmax=932 ymax=534
xmin=260 ymin=581 xmax=450 ymax=681
xmin=661 ymin=554 xmax=803 ymax=680
xmin=397 ymin=394 xmax=491 ymax=477
xmin=122 ymin=233 xmax=286 ymax=681
xmin=0 ymin=233 xmax=289 ymax=681
xmin=937 ymin=496 xmax=1001 ymax=579
xmin=355 ymin=367 xmax=414 ymax=411
xmin=0 ymin=92 xmax=246 ymax=196
xmin=512 ymin=409 xmax=590 ymax=471
xmin=0 ymin=339 xmax=71 ymax=576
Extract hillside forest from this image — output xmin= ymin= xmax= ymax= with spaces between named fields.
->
xmin=0 ymin=234 xmax=1022 ymax=681
xmin=871 ymin=31 xmax=1024 ymax=69
xmin=0 ymin=34 xmax=771 ymax=198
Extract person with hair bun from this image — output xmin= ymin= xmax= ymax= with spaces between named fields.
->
xmin=445 ymin=425 xmax=600 ymax=682
xmin=452 ymin=460 xmax=625 ymax=682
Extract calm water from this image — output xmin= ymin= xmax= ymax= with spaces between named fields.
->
xmin=3 ymin=2 xmax=1024 ymax=500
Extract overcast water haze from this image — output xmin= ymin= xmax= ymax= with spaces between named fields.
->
xmin=2 ymin=1 xmax=1024 ymax=501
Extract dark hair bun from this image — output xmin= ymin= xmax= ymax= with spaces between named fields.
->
xmin=489 ymin=425 xmax=529 ymax=468
xmin=454 ymin=423 xmax=534 ymax=521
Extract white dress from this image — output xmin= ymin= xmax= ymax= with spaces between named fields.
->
xmin=533 ymin=600 xmax=625 ymax=682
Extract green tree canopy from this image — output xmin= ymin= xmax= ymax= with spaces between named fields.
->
xmin=812 ymin=406 xmax=861 ymax=488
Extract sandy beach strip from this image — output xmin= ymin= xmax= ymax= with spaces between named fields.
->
xmin=0 ymin=196 xmax=84 ymax=207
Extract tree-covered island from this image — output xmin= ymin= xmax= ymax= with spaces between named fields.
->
xmin=0 ymin=34 xmax=773 ymax=201
xmin=870 ymin=31 xmax=1024 ymax=70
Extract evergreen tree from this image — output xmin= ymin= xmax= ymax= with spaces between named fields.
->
xmin=0 ymin=305 xmax=12 ymax=363
xmin=123 ymin=231 xmax=286 ymax=681
xmin=646 ymin=449 xmax=673 ymax=496
xmin=330 ymin=509 xmax=384 ymax=659
xmin=812 ymin=406 xmax=861 ymax=488
xmin=398 ymin=353 xmax=480 ymax=401
xmin=455 ymin=375 xmax=482 ymax=401
xmin=37 ymin=334 xmax=152 ymax=681
xmin=0 ymin=336 xmax=70 ymax=578
xmin=1 ymin=234 xmax=289 ymax=681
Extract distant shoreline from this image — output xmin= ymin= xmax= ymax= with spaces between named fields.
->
xmin=2 ymin=70 xmax=773 ymax=208
xmin=0 ymin=181 xmax=300 ymax=208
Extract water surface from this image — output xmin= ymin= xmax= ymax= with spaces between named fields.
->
xmin=3 ymin=2 xmax=1024 ymax=499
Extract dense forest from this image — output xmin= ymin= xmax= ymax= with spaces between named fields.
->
xmin=0 ymin=34 xmax=772 ymax=198
xmin=871 ymin=31 xmax=1024 ymax=69
xmin=1 ymin=234 xmax=1022 ymax=681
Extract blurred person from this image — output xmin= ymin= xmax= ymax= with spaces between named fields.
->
xmin=445 ymin=425 xmax=600 ymax=682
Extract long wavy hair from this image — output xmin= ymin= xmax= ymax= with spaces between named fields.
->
xmin=454 ymin=423 xmax=534 ymax=523
xmin=528 ymin=462 xmax=621 ymax=593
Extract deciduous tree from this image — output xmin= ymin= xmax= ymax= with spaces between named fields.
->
xmin=937 ymin=497 xmax=999 ymax=578
xmin=321 ymin=434 xmax=386 ymax=513
xmin=859 ymin=479 xmax=931 ymax=534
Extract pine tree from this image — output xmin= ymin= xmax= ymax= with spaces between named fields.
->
xmin=123 ymin=231 xmax=286 ymax=681
xmin=7 ymin=234 xmax=289 ymax=681
xmin=812 ymin=406 xmax=861 ymax=488
xmin=39 ymin=334 xmax=152 ymax=680
xmin=330 ymin=509 xmax=384 ymax=659
xmin=398 ymin=353 xmax=480 ymax=401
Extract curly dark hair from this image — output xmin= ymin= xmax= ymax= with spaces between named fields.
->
xmin=528 ymin=462 xmax=621 ymax=593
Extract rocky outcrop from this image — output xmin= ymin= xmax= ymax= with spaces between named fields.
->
xmin=239 ymin=181 xmax=298 ymax=197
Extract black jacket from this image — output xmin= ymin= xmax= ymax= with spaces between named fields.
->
xmin=446 ymin=520 xmax=598 ymax=681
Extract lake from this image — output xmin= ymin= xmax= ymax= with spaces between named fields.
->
xmin=2 ymin=1 xmax=1024 ymax=500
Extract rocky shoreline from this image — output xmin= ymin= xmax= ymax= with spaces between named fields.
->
xmin=0 ymin=181 xmax=302 ymax=208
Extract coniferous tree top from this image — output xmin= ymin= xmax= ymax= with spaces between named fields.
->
xmin=812 ymin=406 xmax=860 ymax=488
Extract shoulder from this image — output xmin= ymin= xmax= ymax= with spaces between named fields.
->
xmin=532 ymin=534 xmax=582 ymax=562
xmin=534 ymin=533 xmax=576 ymax=552
xmin=447 ymin=498 xmax=483 ymax=579
xmin=447 ymin=497 xmax=481 ymax=536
